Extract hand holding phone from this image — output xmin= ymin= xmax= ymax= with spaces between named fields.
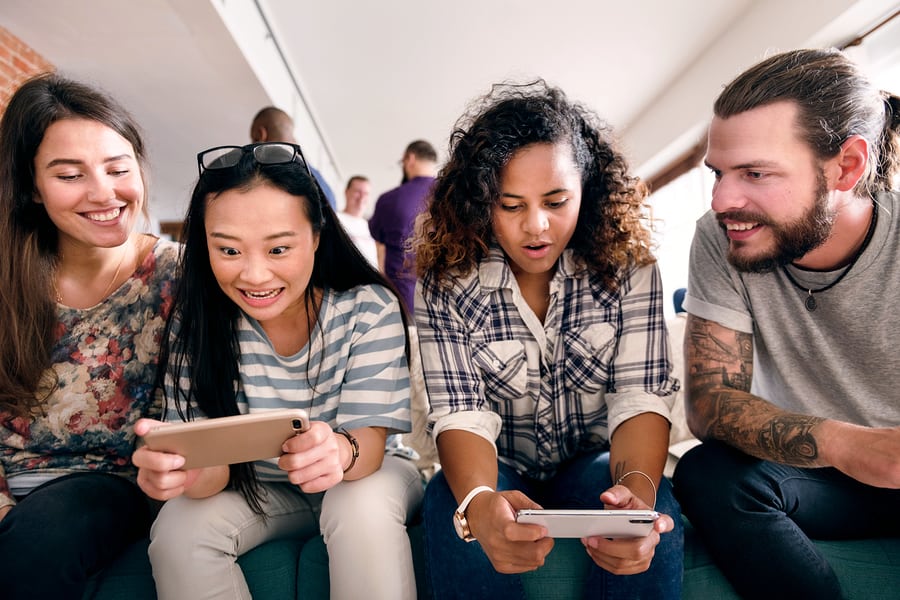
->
xmin=142 ymin=408 xmax=310 ymax=469
xmin=516 ymin=509 xmax=659 ymax=539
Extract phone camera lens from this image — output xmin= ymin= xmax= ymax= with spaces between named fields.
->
xmin=292 ymin=419 xmax=302 ymax=429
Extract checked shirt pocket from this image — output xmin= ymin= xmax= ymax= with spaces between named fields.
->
xmin=472 ymin=340 xmax=528 ymax=401
xmin=564 ymin=322 xmax=617 ymax=394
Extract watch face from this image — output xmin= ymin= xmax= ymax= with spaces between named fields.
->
xmin=453 ymin=511 xmax=469 ymax=540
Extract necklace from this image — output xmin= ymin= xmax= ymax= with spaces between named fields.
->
xmin=781 ymin=203 xmax=878 ymax=312
xmin=56 ymin=244 xmax=130 ymax=305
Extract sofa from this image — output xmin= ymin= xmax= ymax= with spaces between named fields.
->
xmin=83 ymin=326 xmax=900 ymax=598
xmin=83 ymin=519 xmax=900 ymax=599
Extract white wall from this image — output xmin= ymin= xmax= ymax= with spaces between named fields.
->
xmin=209 ymin=0 xmax=340 ymax=207
xmin=626 ymin=0 xmax=899 ymax=180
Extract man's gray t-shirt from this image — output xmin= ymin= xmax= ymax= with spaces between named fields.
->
xmin=684 ymin=191 xmax=900 ymax=427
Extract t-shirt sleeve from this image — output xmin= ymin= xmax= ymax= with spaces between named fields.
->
xmin=684 ymin=211 xmax=754 ymax=334
xmin=336 ymin=288 xmax=411 ymax=433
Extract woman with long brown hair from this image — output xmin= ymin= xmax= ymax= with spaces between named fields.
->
xmin=0 ymin=73 xmax=178 ymax=599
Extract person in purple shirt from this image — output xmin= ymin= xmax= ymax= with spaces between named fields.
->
xmin=368 ymin=140 xmax=438 ymax=313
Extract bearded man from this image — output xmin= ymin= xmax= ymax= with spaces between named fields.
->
xmin=673 ymin=48 xmax=900 ymax=599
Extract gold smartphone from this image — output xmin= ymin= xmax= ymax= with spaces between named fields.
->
xmin=142 ymin=408 xmax=310 ymax=469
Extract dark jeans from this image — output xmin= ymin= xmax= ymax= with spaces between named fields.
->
xmin=673 ymin=441 xmax=900 ymax=600
xmin=0 ymin=472 xmax=152 ymax=600
xmin=423 ymin=451 xmax=684 ymax=600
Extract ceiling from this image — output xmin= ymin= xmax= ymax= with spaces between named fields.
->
xmin=2 ymin=0 xmax=899 ymax=224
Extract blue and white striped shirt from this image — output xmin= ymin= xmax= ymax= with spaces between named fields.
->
xmin=415 ymin=247 xmax=675 ymax=480
xmin=165 ymin=284 xmax=411 ymax=481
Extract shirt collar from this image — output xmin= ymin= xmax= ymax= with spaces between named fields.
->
xmin=478 ymin=245 xmax=583 ymax=293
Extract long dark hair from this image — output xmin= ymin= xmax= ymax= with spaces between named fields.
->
xmin=158 ymin=151 xmax=409 ymax=512
xmin=414 ymin=80 xmax=653 ymax=290
xmin=0 ymin=72 xmax=147 ymax=415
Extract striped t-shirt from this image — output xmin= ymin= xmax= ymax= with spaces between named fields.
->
xmin=165 ymin=284 xmax=411 ymax=482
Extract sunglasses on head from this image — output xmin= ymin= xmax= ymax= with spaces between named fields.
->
xmin=196 ymin=142 xmax=312 ymax=177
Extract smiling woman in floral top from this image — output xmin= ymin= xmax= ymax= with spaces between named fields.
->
xmin=0 ymin=73 xmax=178 ymax=599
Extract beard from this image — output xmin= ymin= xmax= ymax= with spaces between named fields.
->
xmin=720 ymin=169 xmax=836 ymax=273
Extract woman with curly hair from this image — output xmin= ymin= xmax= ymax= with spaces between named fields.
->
xmin=414 ymin=81 xmax=683 ymax=598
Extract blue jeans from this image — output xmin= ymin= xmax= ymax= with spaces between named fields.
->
xmin=423 ymin=451 xmax=683 ymax=599
xmin=0 ymin=472 xmax=152 ymax=600
xmin=673 ymin=441 xmax=900 ymax=599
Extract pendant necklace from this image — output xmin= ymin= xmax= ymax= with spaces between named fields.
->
xmin=56 ymin=244 xmax=130 ymax=305
xmin=780 ymin=203 xmax=877 ymax=312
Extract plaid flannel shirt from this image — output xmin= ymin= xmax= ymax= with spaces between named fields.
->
xmin=415 ymin=247 xmax=676 ymax=480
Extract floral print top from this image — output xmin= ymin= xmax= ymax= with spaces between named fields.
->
xmin=0 ymin=238 xmax=179 ymax=508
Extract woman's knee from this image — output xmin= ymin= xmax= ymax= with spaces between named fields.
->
xmin=321 ymin=457 xmax=422 ymax=538
xmin=149 ymin=494 xmax=247 ymax=562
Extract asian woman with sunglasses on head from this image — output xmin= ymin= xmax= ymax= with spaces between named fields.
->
xmin=131 ymin=142 xmax=423 ymax=600
xmin=0 ymin=74 xmax=179 ymax=599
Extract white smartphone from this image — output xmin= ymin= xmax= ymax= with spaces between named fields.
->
xmin=142 ymin=408 xmax=310 ymax=470
xmin=515 ymin=509 xmax=659 ymax=539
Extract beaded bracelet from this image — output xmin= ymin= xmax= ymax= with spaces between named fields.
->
xmin=615 ymin=470 xmax=657 ymax=509
xmin=336 ymin=429 xmax=359 ymax=473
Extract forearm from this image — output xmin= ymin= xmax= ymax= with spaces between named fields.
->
xmin=0 ymin=471 xmax=14 ymax=511
xmin=609 ymin=412 xmax=670 ymax=507
xmin=376 ymin=243 xmax=386 ymax=273
xmin=436 ymin=429 xmax=499 ymax=503
xmin=339 ymin=426 xmax=386 ymax=481
xmin=685 ymin=314 xmax=826 ymax=467
xmin=688 ymin=384 xmax=825 ymax=467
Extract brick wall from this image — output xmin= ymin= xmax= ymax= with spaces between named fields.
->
xmin=0 ymin=25 xmax=54 ymax=114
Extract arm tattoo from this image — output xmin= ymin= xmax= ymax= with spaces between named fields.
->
xmin=686 ymin=317 xmax=823 ymax=466
xmin=757 ymin=414 xmax=824 ymax=463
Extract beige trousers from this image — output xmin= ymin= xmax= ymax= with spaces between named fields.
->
xmin=149 ymin=455 xmax=423 ymax=600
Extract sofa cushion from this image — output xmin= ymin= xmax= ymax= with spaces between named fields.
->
xmin=83 ymin=538 xmax=301 ymax=600
xmin=84 ymin=522 xmax=900 ymax=599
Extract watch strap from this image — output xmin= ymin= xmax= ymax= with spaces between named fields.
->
xmin=456 ymin=485 xmax=494 ymax=516
xmin=336 ymin=429 xmax=359 ymax=473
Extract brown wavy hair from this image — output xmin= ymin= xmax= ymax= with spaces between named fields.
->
xmin=414 ymin=80 xmax=653 ymax=290
xmin=0 ymin=73 xmax=147 ymax=415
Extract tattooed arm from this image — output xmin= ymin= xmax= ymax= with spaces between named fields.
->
xmin=685 ymin=314 xmax=900 ymax=486
xmin=685 ymin=314 xmax=823 ymax=467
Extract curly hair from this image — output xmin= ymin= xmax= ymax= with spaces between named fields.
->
xmin=414 ymin=80 xmax=653 ymax=290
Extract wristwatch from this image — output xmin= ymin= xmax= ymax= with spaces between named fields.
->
xmin=453 ymin=485 xmax=493 ymax=542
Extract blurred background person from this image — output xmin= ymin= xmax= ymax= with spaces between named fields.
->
xmin=338 ymin=175 xmax=379 ymax=268
xmin=249 ymin=106 xmax=337 ymax=209
xmin=369 ymin=140 xmax=438 ymax=313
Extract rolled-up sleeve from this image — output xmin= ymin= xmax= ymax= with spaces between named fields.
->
xmin=604 ymin=263 xmax=677 ymax=436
